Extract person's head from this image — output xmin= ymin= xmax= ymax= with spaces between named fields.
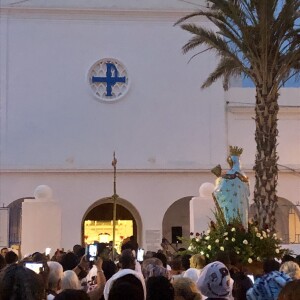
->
xmin=183 ymin=268 xmax=200 ymax=283
xmin=190 ymin=254 xmax=205 ymax=269
xmin=154 ymin=252 xmax=167 ymax=268
xmin=263 ymin=259 xmax=280 ymax=273
xmin=108 ymin=274 xmax=144 ymax=300
xmin=197 ymin=261 xmax=231 ymax=299
xmin=0 ymin=254 xmax=7 ymax=271
xmin=170 ymin=257 xmax=183 ymax=273
xmin=173 ymin=277 xmax=202 ymax=300
xmin=0 ymin=264 xmax=45 ymax=300
xmin=280 ymin=261 xmax=300 ymax=280
xmin=54 ymin=289 xmax=89 ymax=300
xmin=60 ymin=252 xmax=78 ymax=271
xmin=5 ymin=250 xmax=18 ymax=264
xmin=61 ymin=270 xmax=81 ymax=290
xmin=0 ymin=247 xmax=8 ymax=257
xmin=47 ymin=261 xmax=64 ymax=292
xmin=142 ymin=258 xmax=168 ymax=281
xmin=246 ymin=270 xmax=292 ymax=300
xmin=119 ymin=249 xmax=135 ymax=270
xmin=96 ymin=242 xmax=109 ymax=259
xmin=181 ymin=254 xmax=192 ymax=271
xmin=32 ymin=251 xmax=46 ymax=262
xmin=73 ymin=244 xmax=82 ymax=255
xmin=146 ymin=276 xmax=174 ymax=300
xmin=281 ymin=255 xmax=296 ymax=264
xmin=278 ymin=279 xmax=300 ymax=300
xmin=232 ymin=272 xmax=253 ymax=300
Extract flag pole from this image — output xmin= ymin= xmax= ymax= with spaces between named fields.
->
xmin=111 ymin=152 xmax=118 ymax=261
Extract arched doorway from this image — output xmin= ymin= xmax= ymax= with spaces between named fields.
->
xmin=162 ymin=196 xmax=192 ymax=252
xmin=81 ymin=197 xmax=142 ymax=252
xmin=7 ymin=197 xmax=34 ymax=247
xmin=249 ymin=197 xmax=300 ymax=244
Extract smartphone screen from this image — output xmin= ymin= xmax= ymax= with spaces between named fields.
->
xmin=247 ymin=274 xmax=255 ymax=283
xmin=88 ymin=244 xmax=97 ymax=261
xmin=24 ymin=262 xmax=44 ymax=274
xmin=137 ymin=248 xmax=144 ymax=262
xmin=45 ymin=248 xmax=51 ymax=256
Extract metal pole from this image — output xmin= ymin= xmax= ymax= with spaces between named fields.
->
xmin=112 ymin=152 xmax=118 ymax=261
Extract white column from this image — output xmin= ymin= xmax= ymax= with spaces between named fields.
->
xmin=21 ymin=186 xmax=61 ymax=257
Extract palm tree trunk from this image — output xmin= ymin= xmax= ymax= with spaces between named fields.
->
xmin=253 ymin=86 xmax=279 ymax=232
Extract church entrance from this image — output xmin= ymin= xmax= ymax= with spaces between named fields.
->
xmin=82 ymin=198 xmax=142 ymax=253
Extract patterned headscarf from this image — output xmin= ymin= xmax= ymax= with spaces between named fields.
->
xmin=196 ymin=261 xmax=231 ymax=299
xmin=246 ymin=271 xmax=292 ymax=300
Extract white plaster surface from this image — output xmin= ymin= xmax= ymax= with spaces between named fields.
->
xmin=21 ymin=200 xmax=61 ymax=257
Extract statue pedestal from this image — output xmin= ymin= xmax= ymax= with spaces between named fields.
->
xmin=21 ymin=199 xmax=61 ymax=257
xmin=190 ymin=196 xmax=214 ymax=233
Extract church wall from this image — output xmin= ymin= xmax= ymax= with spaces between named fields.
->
xmin=0 ymin=170 xmax=217 ymax=251
xmin=0 ymin=5 xmax=300 ymax=252
xmin=0 ymin=8 xmax=226 ymax=171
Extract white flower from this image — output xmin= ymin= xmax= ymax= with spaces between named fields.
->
xmin=256 ymin=233 xmax=261 ymax=238
xmin=243 ymin=240 xmax=248 ymax=245
xmin=232 ymin=238 xmax=236 ymax=242
xmin=206 ymin=229 xmax=211 ymax=234
xmin=275 ymin=249 xmax=280 ymax=254
xmin=196 ymin=237 xmax=200 ymax=242
xmin=206 ymin=254 xmax=210 ymax=258
xmin=215 ymin=239 xmax=219 ymax=243
xmin=260 ymin=236 xmax=263 ymax=240
xmin=273 ymin=233 xmax=277 ymax=238
xmin=220 ymin=246 xmax=225 ymax=251
xmin=257 ymin=257 xmax=261 ymax=261
xmin=207 ymin=245 xmax=212 ymax=250
xmin=254 ymin=227 xmax=258 ymax=232
xmin=236 ymin=251 xmax=240 ymax=254
xmin=225 ymin=237 xmax=229 ymax=241
xmin=267 ymin=229 xmax=270 ymax=233
xmin=231 ymin=228 xmax=236 ymax=232
xmin=248 ymin=258 xmax=253 ymax=264
xmin=200 ymin=251 xmax=204 ymax=255
xmin=223 ymin=232 xmax=228 ymax=236
xmin=262 ymin=231 xmax=267 ymax=238
xmin=205 ymin=236 xmax=210 ymax=240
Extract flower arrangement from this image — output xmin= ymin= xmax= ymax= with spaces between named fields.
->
xmin=186 ymin=210 xmax=286 ymax=264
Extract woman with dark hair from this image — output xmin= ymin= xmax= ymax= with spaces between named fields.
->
xmin=278 ymin=279 xmax=300 ymax=300
xmin=108 ymin=274 xmax=144 ymax=300
xmin=0 ymin=264 xmax=46 ymax=300
xmin=147 ymin=276 xmax=174 ymax=300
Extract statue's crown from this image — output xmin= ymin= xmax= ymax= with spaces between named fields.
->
xmin=229 ymin=145 xmax=243 ymax=156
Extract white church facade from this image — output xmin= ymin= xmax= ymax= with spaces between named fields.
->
xmin=0 ymin=0 xmax=300 ymax=256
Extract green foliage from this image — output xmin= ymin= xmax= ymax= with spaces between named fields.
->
xmin=186 ymin=210 xmax=285 ymax=264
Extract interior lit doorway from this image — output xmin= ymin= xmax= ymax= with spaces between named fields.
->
xmin=82 ymin=198 xmax=142 ymax=252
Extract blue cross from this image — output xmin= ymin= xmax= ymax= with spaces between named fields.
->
xmin=92 ymin=63 xmax=126 ymax=97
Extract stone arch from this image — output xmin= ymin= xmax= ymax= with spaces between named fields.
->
xmin=162 ymin=196 xmax=193 ymax=251
xmin=249 ymin=197 xmax=300 ymax=243
xmin=7 ymin=197 xmax=34 ymax=246
xmin=81 ymin=197 xmax=143 ymax=248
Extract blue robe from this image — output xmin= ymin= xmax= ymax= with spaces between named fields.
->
xmin=213 ymin=155 xmax=250 ymax=229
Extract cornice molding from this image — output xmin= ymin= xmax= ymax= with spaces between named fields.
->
xmin=227 ymin=105 xmax=300 ymax=115
xmin=0 ymin=7 xmax=204 ymax=22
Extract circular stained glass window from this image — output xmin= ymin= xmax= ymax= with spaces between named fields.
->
xmin=88 ymin=58 xmax=129 ymax=102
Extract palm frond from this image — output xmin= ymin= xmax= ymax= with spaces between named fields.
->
xmin=201 ymin=57 xmax=244 ymax=90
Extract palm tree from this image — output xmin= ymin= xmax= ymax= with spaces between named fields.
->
xmin=176 ymin=0 xmax=300 ymax=231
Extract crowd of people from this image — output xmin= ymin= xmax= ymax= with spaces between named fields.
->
xmin=1 ymin=240 xmax=300 ymax=300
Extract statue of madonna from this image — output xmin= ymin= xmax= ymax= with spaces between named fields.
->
xmin=212 ymin=146 xmax=250 ymax=229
